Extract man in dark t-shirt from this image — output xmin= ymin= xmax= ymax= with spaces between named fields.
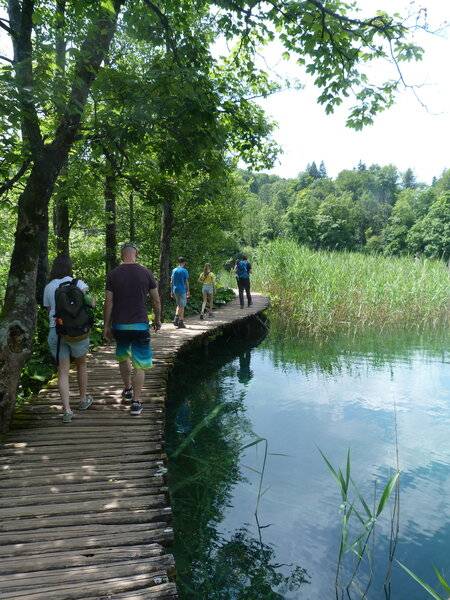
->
xmin=104 ymin=243 xmax=161 ymax=416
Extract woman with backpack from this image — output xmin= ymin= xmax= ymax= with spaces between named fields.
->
xmin=43 ymin=255 xmax=94 ymax=423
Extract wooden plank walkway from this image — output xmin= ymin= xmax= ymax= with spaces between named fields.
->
xmin=0 ymin=294 xmax=269 ymax=600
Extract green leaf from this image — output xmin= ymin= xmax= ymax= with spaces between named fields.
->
xmin=433 ymin=567 xmax=450 ymax=594
xmin=376 ymin=471 xmax=399 ymax=516
xmin=101 ymin=0 xmax=116 ymax=13
xmin=397 ymin=562 xmax=445 ymax=600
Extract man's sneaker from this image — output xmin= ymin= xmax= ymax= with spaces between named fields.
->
xmin=173 ymin=316 xmax=179 ymax=327
xmin=177 ymin=321 xmax=187 ymax=329
xmin=130 ymin=401 xmax=143 ymax=416
xmin=200 ymin=313 xmax=204 ymax=320
xmin=62 ymin=410 xmax=74 ymax=423
xmin=79 ymin=394 xmax=93 ymax=411
xmin=122 ymin=387 xmax=133 ymax=404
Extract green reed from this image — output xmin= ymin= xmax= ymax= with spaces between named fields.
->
xmin=319 ymin=448 xmax=400 ymax=599
xmin=250 ymin=239 xmax=449 ymax=338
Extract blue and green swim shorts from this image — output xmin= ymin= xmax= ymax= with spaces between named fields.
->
xmin=113 ymin=324 xmax=153 ymax=370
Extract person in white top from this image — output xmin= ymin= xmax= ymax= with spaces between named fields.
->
xmin=43 ymin=255 xmax=94 ymax=423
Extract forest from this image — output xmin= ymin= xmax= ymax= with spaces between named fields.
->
xmin=240 ymin=163 xmax=450 ymax=258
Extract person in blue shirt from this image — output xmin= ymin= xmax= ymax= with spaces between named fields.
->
xmin=235 ymin=255 xmax=252 ymax=308
xmin=171 ymin=256 xmax=190 ymax=328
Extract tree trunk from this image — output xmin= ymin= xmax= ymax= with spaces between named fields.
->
xmin=105 ymin=171 xmax=118 ymax=274
xmin=0 ymin=156 xmax=55 ymax=431
xmin=36 ymin=208 xmax=49 ymax=305
xmin=129 ymin=192 xmax=135 ymax=243
xmin=158 ymin=200 xmax=174 ymax=315
xmin=54 ymin=186 xmax=70 ymax=255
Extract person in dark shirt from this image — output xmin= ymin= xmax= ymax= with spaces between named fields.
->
xmin=235 ymin=255 xmax=252 ymax=309
xmin=103 ymin=243 xmax=161 ymax=416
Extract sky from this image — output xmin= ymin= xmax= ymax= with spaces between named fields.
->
xmin=253 ymin=0 xmax=450 ymax=183
xmin=0 ymin=1 xmax=448 ymax=183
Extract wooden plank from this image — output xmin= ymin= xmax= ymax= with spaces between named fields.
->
xmin=5 ymin=578 xmax=178 ymax=600
xmin=0 ymin=476 xmax=161 ymax=496
xmin=0 ymin=544 xmax=164 ymax=574
xmin=1 ymin=557 xmax=174 ymax=591
xmin=0 ymin=521 xmax=169 ymax=545
xmin=0 ymin=463 xmax=165 ymax=487
xmin=0 ymin=492 xmax=167 ymax=519
xmin=0 ymin=528 xmax=173 ymax=557
xmin=0 ymin=479 xmax=166 ymax=507
xmin=0 ymin=506 xmax=172 ymax=532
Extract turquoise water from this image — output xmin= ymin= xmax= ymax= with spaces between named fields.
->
xmin=166 ymin=328 xmax=450 ymax=599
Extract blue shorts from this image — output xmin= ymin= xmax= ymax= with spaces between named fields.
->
xmin=174 ymin=292 xmax=187 ymax=308
xmin=48 ymin=328 xmax=90 ymax=362
xmin=113 ymin=329 xmax=153 ymax=370
xmin=202 ymin=284 xmax=214 ymax=295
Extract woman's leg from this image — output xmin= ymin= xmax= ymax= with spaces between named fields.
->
xmin=201 ymin=291 xmax=208 ymax=314
xmin=74 ymin=354 xmax=87 ymax=401
xmin=208 ymin=292 xmax=213 ymax=315
xmin=58 ymin=356 xmax=71 ymax=412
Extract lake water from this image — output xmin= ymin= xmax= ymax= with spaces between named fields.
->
xmin=166 ymin=326 xmax=450 ymax=599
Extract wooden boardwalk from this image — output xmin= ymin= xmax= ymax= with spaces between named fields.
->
xmin=0 ymin=294 xmax=269 ymax=600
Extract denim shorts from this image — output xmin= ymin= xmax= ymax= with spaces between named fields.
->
xmin=113 ymin=329 xmax=153 ymax=370
xmin=202 ymin=284 xmax=214 ymax=295
xmin=48 ymin=327 xmax=90 ymax=362
xmin=174 ymin=292 xmax=187 ymax=308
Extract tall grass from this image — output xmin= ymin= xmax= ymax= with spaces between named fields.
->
xmin=251 ymin=239 xmax=450 ymax=338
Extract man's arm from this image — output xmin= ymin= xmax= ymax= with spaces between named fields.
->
xmin=103 ymin=290 xmax=114 ymax=341
xmin=185 ymin=272 xmax=190 ymax=298
xmin=149 ymin=288 xmax=161 ymax=331
xmin=170 ymin=274 xmax=174 ymax=298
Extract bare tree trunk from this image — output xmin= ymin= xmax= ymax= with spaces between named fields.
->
xmin=129 ymin=191 xmax=135 ymax=243
xmin=105 ymin=170 xmax=118 ymax=274
xmin=158 ymin=200 xmax=173 ymax=316
xmin=54 ymin=186 xmax=70 ymax=255
xmin=36 ymin=208 xmax=49 ymax=305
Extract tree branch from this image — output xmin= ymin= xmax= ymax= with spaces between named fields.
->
xmin=0 ymin=157 xmax=32 ymax=197
xmin=51 ymin=0 xmax=124 ymax=155
xmin=0 ymin=16 xmax=14 ymax=36
xmin=142 ymin=0 xmax=180 ymax=63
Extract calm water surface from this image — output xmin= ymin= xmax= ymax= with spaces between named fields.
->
xmin=166 ymin=328 xmax=450 ymax=599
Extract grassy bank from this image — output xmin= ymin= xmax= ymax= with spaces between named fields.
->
xmin=249 ymin=239 xmax=450 ymax=338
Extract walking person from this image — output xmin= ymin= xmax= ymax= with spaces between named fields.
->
xmin=235 ymin=254 xmax=252 ymax=309
xmin=198 ymin=263 xmax=216 ymax=319
xmin=43 ymin=255 xmax=94 ymax=423
xmin=171 ymin=257 xmax=190 ymax=329
xmin=103 ymin=243 xmax=161 ymax=416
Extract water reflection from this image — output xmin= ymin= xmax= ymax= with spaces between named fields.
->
xmin=238 ymin=351 xmax=253 ymax=385
xmin=167 ymin=328 xmax=450 ymax=599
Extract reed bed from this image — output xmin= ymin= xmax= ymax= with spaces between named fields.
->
xmin=250 ymin=239 xmax=450 ymax=338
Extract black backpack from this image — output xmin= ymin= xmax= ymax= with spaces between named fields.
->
xmin=54 ymin=278 xmax=93 ymax=340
